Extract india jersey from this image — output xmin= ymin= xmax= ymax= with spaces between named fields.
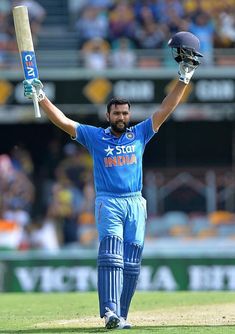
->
xmin=73 ymin=118 xmax=156 ymax=196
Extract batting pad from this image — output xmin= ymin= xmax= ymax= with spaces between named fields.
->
xmin=98 ymin=235 xmax=124 ymax=317
xmin=120 ymin=242 xmax=143 ymax=319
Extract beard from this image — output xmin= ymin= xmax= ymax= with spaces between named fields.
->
xmin=110 ymin=120 xmax=128 ymax=133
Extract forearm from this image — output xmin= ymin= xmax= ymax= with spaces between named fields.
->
xmin=40 ymin=97 xmax=77 ymax=137
xmin=161 ymin=80 xmax=187 ymax=115
xmin=152 ymin=81 xmax=187 ymax=131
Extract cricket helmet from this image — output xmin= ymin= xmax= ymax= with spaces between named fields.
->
xmin=168 ymin=31 xmax=203 ymax=66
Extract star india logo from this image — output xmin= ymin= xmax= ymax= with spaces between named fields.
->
xmin=103 ymin=144 xmax=137 ymax=167
xmin=104 ymin=145 xmax=114 ymax=156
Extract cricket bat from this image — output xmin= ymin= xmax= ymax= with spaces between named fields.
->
xmin=13 ymin=5 xmax=41 ymax=118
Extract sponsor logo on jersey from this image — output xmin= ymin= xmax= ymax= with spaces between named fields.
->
xmin=104 ymin=145 xmax=137 ymax=167
xmin=104 ymin=145 xmax=115 ymax=156
xmin=104 ymin=155 xmax=137 ymax=167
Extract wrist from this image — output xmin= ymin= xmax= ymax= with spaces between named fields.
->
xmin=179 ymin=75 xmax=190 ymax=85
xmin=178 ymin=62 xmax=195 ymax=85
xmin=38 ymin=89 xmax=45 ymax=102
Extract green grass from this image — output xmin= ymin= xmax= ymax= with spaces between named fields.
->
xmin=0 ymin=292 xmax=235 ymax=333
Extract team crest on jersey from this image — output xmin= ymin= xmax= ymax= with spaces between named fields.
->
xmin=126 ymin=132 xmax=134 ymax=140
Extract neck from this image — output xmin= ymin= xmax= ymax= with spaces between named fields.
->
xmin=110 ymin=128 xmax=124 ymax=138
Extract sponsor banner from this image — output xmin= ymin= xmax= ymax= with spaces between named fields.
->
xmin=1 ymin=77 xmax=235 ymax=122
xmin=1 ymin=256 xmax=235 ymax=292
xmin=4 ymin=77 xmax=235 ymax=105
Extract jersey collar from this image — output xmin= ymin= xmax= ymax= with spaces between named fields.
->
xmin=104 ymin=126 xmax=132 ymax=135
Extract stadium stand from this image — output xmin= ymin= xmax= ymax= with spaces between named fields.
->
xmin=1 ymin=0 xmax=235 ymax=69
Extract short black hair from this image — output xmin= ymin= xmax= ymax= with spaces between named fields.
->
xmin=106 ymin=97 xmax=131 ymax=113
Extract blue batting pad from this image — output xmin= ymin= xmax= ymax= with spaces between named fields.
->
xmin=98 ymin=235 xmax=124 ymax=317
xmin=120 ymin=242 xmax=143 ymax=319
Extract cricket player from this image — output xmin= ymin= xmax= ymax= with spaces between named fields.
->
xmin=23 ymin=32 xmax=202 ymax=329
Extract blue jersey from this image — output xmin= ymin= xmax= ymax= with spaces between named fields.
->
xmin=73 ymin=118 xmax=156 ymax=196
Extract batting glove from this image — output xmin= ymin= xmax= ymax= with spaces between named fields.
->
xmin=178 ymin=61 xmax=197 ymax=85
xmin=23 ymin=79 xmax=45 ymax=102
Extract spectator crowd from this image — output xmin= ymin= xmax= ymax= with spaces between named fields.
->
xmin=0 ymin=142 xmax=97 ymax=251
xmin=1 ymin=140 xmax=235 ymax=251
xmin=1 ymin=0 xmax=235 ymax=68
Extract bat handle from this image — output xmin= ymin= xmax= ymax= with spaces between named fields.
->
xmin=32 ymin=92 xmax=41 ymax=118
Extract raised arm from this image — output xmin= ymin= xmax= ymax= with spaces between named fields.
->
xmin=23 ymin=79 xmax=77 ymax=138
xmin=152 ymin=31 xmax=203 ymax=132
xmin=152 ymin=80 xmax=187 ymax=132
xmin=152 ymin=61 xmax=198 ymax=132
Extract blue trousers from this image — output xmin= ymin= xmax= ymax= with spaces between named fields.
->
xmin=95 ymin=195 xmax=147 ymax=245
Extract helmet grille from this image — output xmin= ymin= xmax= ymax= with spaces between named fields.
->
xmin=172 ymin=47 xmax=201 ymax=66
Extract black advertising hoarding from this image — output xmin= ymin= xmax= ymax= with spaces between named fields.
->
xmin=0 ymin=74 xmax=235 ymax=122
xmin=6 ymin=77 xmax=235 ymax=104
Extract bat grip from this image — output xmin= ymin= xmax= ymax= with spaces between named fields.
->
xmin=32 ymin=92 xmax=41 ymax=118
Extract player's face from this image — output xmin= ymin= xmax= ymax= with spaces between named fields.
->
xmin=107 ymin=104 xmax=130 ymax=134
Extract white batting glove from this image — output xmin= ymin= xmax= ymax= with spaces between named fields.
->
xmin=178 ymin=61 xmax=197 ymax=85
xmin=23 ymin=79 xmax=45 ymax=102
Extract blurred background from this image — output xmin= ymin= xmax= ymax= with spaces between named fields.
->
xmin=1 ymin=0 xmax=235 ymax=292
